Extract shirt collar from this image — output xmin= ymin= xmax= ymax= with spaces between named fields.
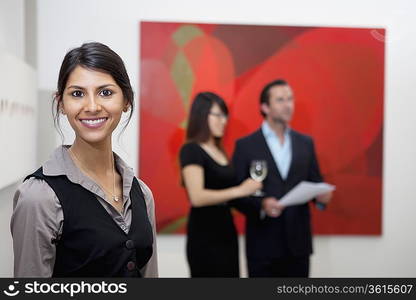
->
xmin=261 ymin=121 xmax=291 ymax=139
xmin=43 ymin=145 xmax=135 ymax=201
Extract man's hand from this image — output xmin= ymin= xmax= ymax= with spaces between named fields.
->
xmin=316 ymin=191 xmax=333 ymax=205
xmin=262 ymin=197 xmax=284 ymax=218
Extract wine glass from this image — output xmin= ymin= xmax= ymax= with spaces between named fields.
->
xmin=250 ymin=160 xmax=268 ymax=196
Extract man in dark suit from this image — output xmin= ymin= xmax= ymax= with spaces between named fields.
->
xmin=232 ymin=79 xmax=332 ymax=277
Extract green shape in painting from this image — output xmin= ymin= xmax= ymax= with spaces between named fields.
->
xmin=180 ymin=119 xmax=188 ymax=129
xmin=172 ymin=25 xmax=204 ymax=48
xmin=170 ymin=51 xmax=194 ymax=109
xmin=159 ymin=216 xmax=188 ymax=234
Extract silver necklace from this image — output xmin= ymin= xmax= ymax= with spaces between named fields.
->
xmin=69 ymin=147 xmax=120 ymax=202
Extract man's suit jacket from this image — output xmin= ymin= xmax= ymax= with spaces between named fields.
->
xmin=232 ymin=128 xmax=323 ymax=260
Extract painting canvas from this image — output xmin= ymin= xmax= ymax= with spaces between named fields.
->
xmin=139 ymin=21 xmax=384 ymax=235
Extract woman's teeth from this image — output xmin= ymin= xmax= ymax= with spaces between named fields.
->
xmin=81 ymin=118 xmax=107 ymax=125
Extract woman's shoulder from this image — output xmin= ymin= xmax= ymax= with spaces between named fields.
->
xmin=179 ymin=142 xmax=205 ymax=167
xmin=13 ymin=176 xmax=60 ymax=216
xmin=180 ymin=142 xmax=202 ymax=154
xmin=136 ymin=179 xmax=153 ymax=200
xmin=135 ymin=178 xmax=155 ymax=213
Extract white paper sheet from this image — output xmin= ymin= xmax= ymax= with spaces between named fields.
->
xmin=279 ymin=181 xmax=335 ymax=207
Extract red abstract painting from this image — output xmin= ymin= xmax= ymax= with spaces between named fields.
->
xmin=139 ymin=22 xmax=384 ymax=235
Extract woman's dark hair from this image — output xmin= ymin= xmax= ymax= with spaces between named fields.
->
xmin=53 ymin=42 xmax=134 ymax=139
xmin=259 ymin=78 xmax=288 ymax=117
xmin=186 ymin=92 xmax=229 ymax=151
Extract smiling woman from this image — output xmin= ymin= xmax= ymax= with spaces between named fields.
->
xmin=61 ymin=66 xmax=127 ymax=146
xmin=10 ymin=42 xmax=158 ymax=278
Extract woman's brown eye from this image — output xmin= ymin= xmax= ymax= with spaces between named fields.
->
xmin=100 ymin=89 xmax=112 ymax=97
xmin=72 ymin=91 xmax=83 ymax=97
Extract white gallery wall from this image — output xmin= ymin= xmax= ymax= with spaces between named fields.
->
xmin=0 ymin=52 xmax=37 ymax=189
xmin=0 ymin=0 xmax=415 ymax=277
xmin=0 ymin=0 xmax=26 ymax=276
xmin=0 ymin=0 xmax=24 ymax=58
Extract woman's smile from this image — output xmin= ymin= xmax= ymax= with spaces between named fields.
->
xmin=79 ymin=117 xmax=109 ymax=129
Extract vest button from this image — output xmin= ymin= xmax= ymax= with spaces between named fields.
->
xmin=125 ymin=240 xmax=135 ymax=249
xmin=127 ymin=261 xmax=136 ymax=271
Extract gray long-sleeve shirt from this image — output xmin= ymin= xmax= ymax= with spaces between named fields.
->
xmin=10 ymin=145 xmax=158 ymax=277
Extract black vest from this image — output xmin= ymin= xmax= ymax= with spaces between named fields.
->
xmin=25 ymin=167 xmax=153 ymax=277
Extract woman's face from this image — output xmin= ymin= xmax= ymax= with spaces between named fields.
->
xmin=61 ymin=66 xmax=127 ymax=145
xmin=208 ymin=103 xmax=228 ymax=138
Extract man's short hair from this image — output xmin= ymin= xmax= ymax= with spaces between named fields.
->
xmin=259 ymin=79 xmax=289 ymax=117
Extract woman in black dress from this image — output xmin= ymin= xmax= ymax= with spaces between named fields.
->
xmin=179 ymin=92 xmax=261 ymax=277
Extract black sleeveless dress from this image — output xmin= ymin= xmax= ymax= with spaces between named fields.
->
xmin=179 ymin=143 xmax=239 ymax=277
